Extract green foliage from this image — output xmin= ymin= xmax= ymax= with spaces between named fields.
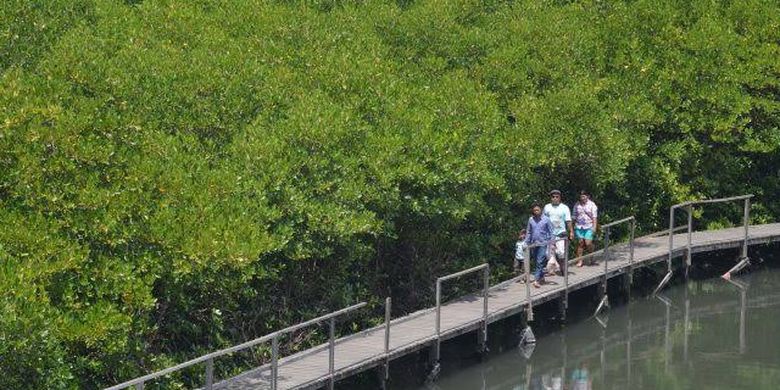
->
xmin=1 ymin=0 xmax=778 ymax=388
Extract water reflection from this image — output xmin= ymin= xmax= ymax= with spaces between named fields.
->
xmin=419 ymin=267 xmax=780 ymax=390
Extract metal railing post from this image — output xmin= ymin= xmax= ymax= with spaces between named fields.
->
xmin=205 ymin=358 xmax=214 ymax=390
xmin=481 ymin=265 xmax=489 ymax=349
xmin=603 ymin=227 xmax=610 ymax=276
xmin=629 ymin=219 xmax=635 ymax=283
xmin=524 ymin=246 xmax=533 ymax=321
xmin=686 ymin=205 xmax=693 ymax=268
xmin=271 ymin=334 xmax=279 ymax=390
xmin=668 ymin=206 xmax=675 ymax=273
xmin=743 ymin=198 xmax=750 ymax=259
xmin=435 ymin=279 xmax=442 ymax=362
xmin=431 ymin=263 xmax=488 ymax=369
xmin=135 ymin=383 xmax=143 ymax=390
xmin=563 ymin=238 xmax=569 ymax=310
xmin=384 ymin=297 xmax=391 ymax=380
xmin=328 ymin=317 xmax=336 ymax=390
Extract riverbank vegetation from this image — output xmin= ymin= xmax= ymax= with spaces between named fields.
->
xmin=2 ymin=0 xmax=779 ymax=388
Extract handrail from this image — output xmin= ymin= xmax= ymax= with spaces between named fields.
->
xmin=559 ymin=216 xmax=636 ymax=265
xmin=602 ymin=216 xmax=636 ymax=229
xmin=601 ymin=216 xmax=636 ymax=275
xmin=673 ymin=194 xmax=753 ymax=208
xmin=438 ymin=263 xmax=489 ymax=282
xmin=646 ymin=225 xmax=688 ymax=238
xmin=434 ymin=263 xmax=490 ymax=364
xmin=106 ymin=302 xmax=367 ymax=390
xmin=659 ymin=194 xmax=754 ymax=292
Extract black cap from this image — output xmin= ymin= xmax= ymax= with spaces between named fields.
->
xmin=549 ymin=189 xmax=561 ymax=196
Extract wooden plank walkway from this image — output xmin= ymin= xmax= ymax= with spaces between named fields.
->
xmin=210 ymin=223 xmax=780 ymax=390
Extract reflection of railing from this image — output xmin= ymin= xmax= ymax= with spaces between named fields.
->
xmin=434 ymin=263 xmax=490 ymax=363
xmin=491 ymin=283 xmax=774 ymax=390
xmin=105 ymin=302 xmax=367 ymax=390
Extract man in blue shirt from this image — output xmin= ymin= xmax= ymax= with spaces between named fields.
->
xmin=525 ymin=203 xmax=554 ymax=288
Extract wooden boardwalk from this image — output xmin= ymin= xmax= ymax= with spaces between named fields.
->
xmin=211 ymin=223 xmax=780 ymax=390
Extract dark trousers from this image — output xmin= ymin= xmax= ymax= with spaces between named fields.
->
xmin=531 ymin=246 xmax=547 ymax=281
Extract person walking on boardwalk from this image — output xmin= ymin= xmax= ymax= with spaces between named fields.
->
xmin=544 ymin=189 xmax=573 ymax=274
xmin=573 ymin=190 xmax=598 ymax=267
xmin=525 ymin=203 xmax=554 ymax=288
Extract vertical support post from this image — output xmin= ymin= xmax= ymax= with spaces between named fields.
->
xmin=599 ymin=227 xmax=610 ymax=306
xmin=205 ymin=358 xmax=214 ymax=390
xmin=524 ymin=246 xmax=533 ymax=321
xmin=135 ymin=383 xmax=144 ymax=390
xmin=563 ymin=239 xmax=569 ymax=311
xmin=434 ymin=279 xmax=442 ymax=363
xmin=329 ymin=317 xmax=335 ymax=390
xmin=686 ymin=205 xmax=693 ymax=270
xmin=384 ymin=297 xmax=391 ymax=381
xmin=628 ymin=219 xmax=635 ymax=284
xmin=271 ymin=334 xmax=279 ymax=390
xmin=603 ymin=226 xmax=610 ymax=281
xmin=668 ymin=206 xmax=675 ymax=273
xmin=743 ymin=198 xmax=750 ymax=259
xmin=481 ymin=266 xmax=489 ymax=351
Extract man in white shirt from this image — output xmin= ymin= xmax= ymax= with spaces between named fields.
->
xmin=544 ymin=190 xmax=573 ymax=275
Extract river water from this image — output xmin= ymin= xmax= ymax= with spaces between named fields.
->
xmin=414 ymin=263 xmax=780 ymax=390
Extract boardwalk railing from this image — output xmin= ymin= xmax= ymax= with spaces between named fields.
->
xmin=601 ymin=216 xmax=636 ymax=275
xmin=106 ymin=195 xmax=767 ymax=390
xmin=434 ymin=263 xmax=490 ymax=363
xmin=655 ymin=194 xmax=754 ymax=293
xmin=516 ymin=216 xmax=637 ymax=317
xmin=522 ymin=236 xmax=571 ymax=321
xmin=594 ymin=216 xmax=636 ymax=315
xmin=105 ymin=302 xmax=367 ymax=390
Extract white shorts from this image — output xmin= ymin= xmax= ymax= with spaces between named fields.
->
xmin=548 ymin=239 xmax=566 ymax=260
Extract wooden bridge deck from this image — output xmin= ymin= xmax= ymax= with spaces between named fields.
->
xmin=211 ymin=223 xmax=780 ymax=390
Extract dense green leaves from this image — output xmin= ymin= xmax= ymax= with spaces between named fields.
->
xmin=1 ymin=0 xmax=778 ymax=388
